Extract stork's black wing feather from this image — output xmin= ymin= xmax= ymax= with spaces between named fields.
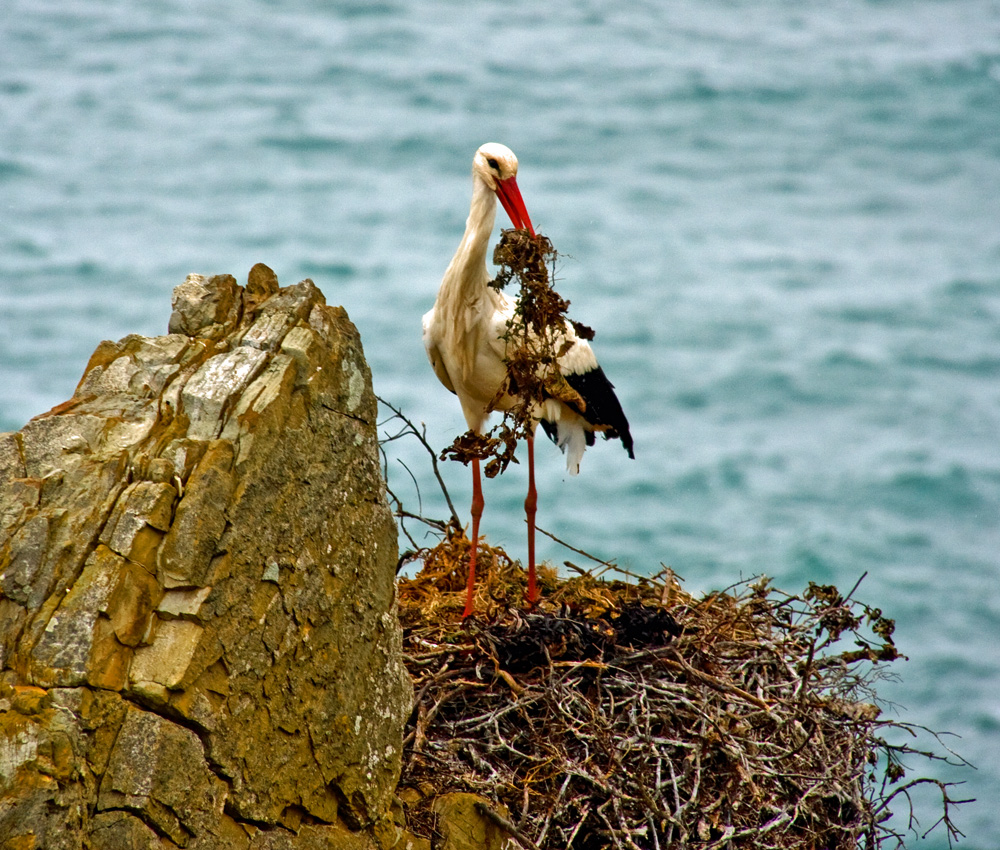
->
xmin=559 ymin=366 xmax=635 ymax=458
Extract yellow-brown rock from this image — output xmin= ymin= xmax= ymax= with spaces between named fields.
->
xmin=0 ymin=266 xmax=412 ymax=849
xmin=431 ymin=793 xmax=513 ymax=850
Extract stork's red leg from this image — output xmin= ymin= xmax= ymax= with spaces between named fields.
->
xmin=463 ymin=457 xmax=485 ymax=619
xmin=524 ymin=434 xmax=539 ymax=607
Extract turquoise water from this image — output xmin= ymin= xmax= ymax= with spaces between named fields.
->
xmin=3 ymin=1 xmax=999 ymax=843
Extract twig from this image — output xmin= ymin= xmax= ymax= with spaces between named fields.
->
xmin=377 ymin=395 xmax=461 ymax=527
xmin=536 ymin=524 xmax=653 ymax=583
xmin=535 ymin=524 xmax=617 ymax=569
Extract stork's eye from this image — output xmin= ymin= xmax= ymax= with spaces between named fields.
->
xmin=486 ymin=157 xmax=500 ymax=170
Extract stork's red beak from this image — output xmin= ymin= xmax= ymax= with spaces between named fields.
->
xmin=495 ymin=176 xmax=535 ymax=236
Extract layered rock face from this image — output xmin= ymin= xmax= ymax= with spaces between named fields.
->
xmin=0 ymin=266 xmax=412 ymax=849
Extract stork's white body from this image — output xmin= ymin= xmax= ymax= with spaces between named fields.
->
xmin=422 ymin=153 xmax=600 ymax=474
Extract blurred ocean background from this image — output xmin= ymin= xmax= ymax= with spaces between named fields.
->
xmin=2 ymin=1 xmax=998 ymax=843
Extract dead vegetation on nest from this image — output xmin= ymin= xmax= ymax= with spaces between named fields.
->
xmin=376 ymin=402 xmax=972 ymax=850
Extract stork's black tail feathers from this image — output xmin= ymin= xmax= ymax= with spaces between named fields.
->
xmin=542 ymin=365 xmax=634 ymax=459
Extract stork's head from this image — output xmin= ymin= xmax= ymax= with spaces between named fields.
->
xmin=474 ymin=142 xmax=535 ymax=235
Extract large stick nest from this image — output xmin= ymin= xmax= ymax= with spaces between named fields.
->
xmin=395 ymin=532 xmax=966 ymax=849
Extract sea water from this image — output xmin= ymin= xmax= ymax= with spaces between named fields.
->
xmin=2 ymin=1 xmax=999 ymax=843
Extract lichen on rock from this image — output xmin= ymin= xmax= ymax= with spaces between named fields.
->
xmin=0 ymin=265 xmax=413 ymax=849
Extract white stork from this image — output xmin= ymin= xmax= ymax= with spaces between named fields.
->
xmin=423 ymin=142 xmax=634 ymax=618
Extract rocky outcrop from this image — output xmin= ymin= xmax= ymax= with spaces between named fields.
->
xmin=0 ymin=266 xmax=413 ymax=849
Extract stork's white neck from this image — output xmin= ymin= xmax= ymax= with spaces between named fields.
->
xmin=441 ymin=176 xmax=497 ymax=300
